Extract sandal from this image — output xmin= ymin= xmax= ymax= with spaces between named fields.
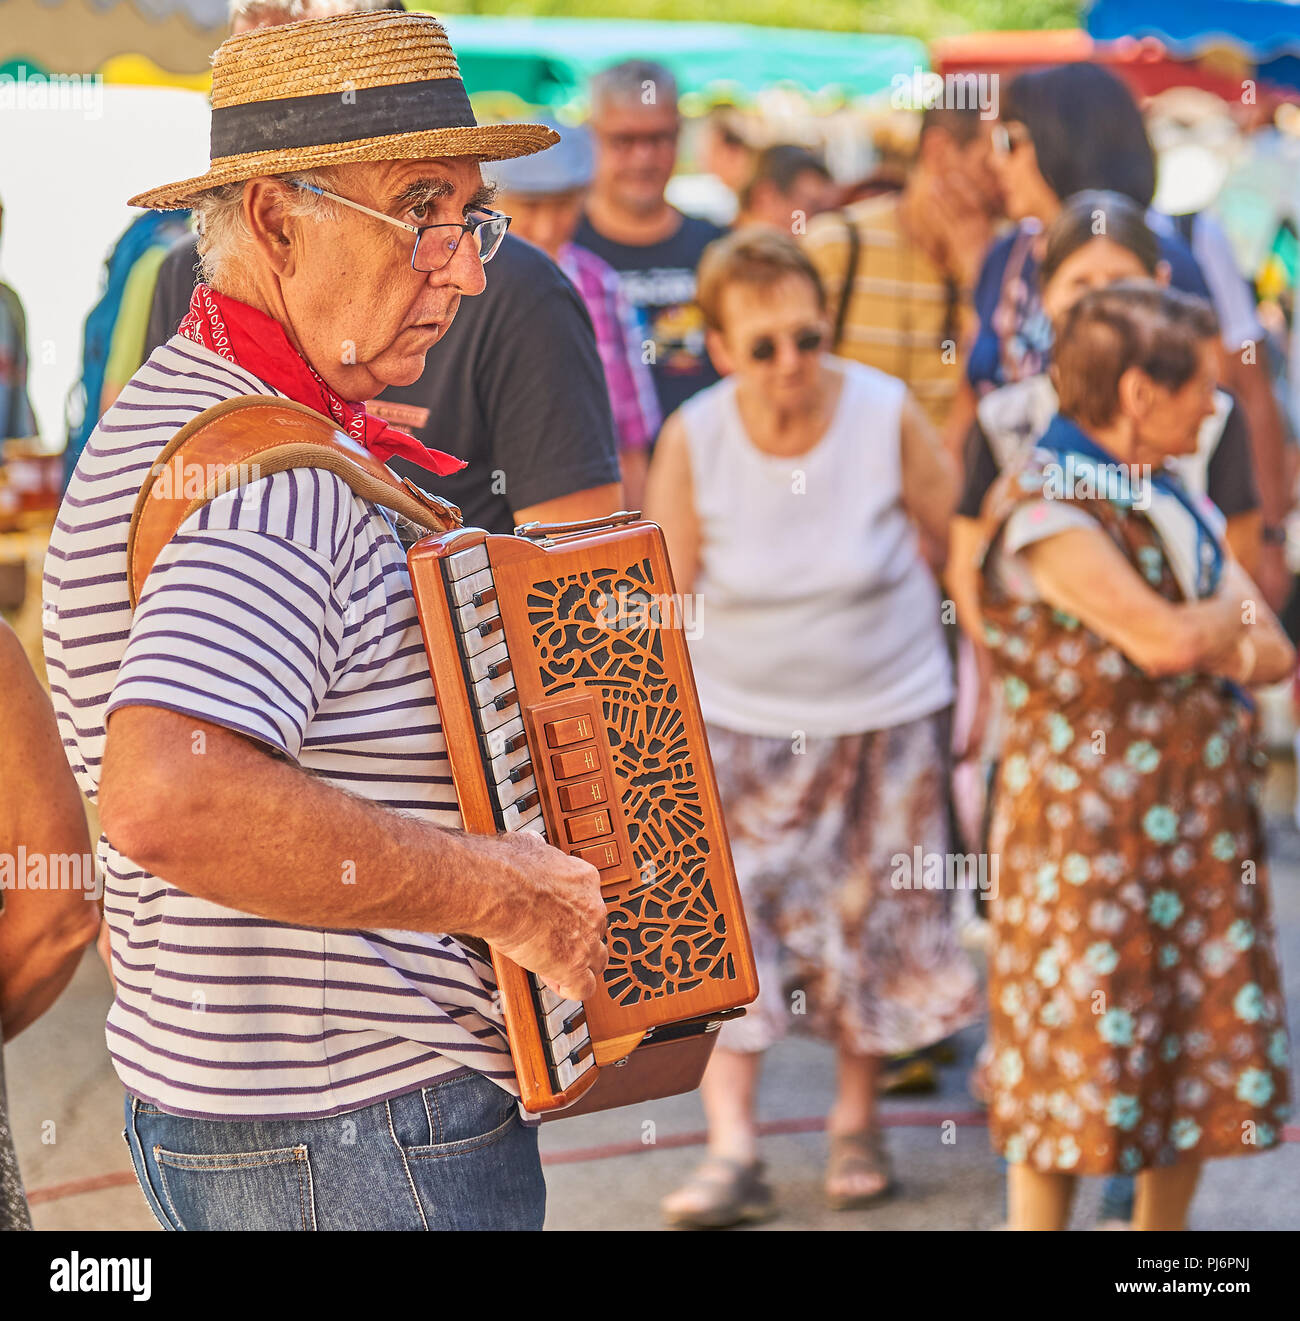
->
xmin=825 ymin=1128 xmax=895 ymax=1211
xmin=881 ymin=1055 xmax=937 ymax=1094
xmin=660 ymin=1157 xmax=775 ymax=1230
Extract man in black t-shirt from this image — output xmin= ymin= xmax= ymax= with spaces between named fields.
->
xmin=575 ymin=60 xmax=726 ymax=425
xmin=144 ymin=230 xmax=622 ymax=535
xmin=376 ymin=232 xmax=621 ymax=532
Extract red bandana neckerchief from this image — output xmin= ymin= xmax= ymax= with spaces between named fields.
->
xmin=177 ymin=284 xmax=465 ymax=476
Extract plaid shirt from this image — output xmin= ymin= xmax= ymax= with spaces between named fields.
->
xmin=558 ymin=242 xmax=661 ymax=451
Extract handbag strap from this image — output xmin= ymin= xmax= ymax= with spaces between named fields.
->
xmin=126 ymin=394 xmax=462 ymax=608
xmin=831 ymin=208 xmax=862 ymax=353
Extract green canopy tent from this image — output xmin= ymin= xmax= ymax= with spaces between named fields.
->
xmin=438 ymin=16 xmax=929 ymax=112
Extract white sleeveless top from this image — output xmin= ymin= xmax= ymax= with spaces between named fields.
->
xmin=679 ymin=358 xmax=953 ymax=739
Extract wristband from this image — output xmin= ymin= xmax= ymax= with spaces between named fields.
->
xmin=1261 ymin=524 xmax=1288 ymax=547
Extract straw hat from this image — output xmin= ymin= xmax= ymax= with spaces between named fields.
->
xmin=129 ymin=10 xmax=559 ymax=210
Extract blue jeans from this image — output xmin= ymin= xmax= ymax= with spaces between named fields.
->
xmin=123 ymin=1070 xmax=545 ymax=1230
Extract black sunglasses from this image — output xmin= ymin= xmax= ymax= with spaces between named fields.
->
xmin=749 ymin=327 xmax=825 ymax=362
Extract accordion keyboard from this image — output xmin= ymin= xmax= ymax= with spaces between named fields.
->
xmin=440 ymin=542 xmax=597 ymax=1093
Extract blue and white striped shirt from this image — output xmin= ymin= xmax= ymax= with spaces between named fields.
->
xmin=43 ymin=337 xmax=515 ymax=1120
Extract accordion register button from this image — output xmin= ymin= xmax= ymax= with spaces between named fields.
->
xmin=575 ymin=840 xmax=621 ymax=871
xmin=544 ymin=714 xmax=596 ymax=747
xmin=551 ymin=746 xmax=600 ymax=779
xmin=565 ymin=810 xmax=612 ymax=844
xmin=558 ymin=778 xmax=606 ymax=811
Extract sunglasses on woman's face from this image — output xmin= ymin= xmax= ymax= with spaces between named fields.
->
xmin=749 ymin=327 xmax=825 ymax=362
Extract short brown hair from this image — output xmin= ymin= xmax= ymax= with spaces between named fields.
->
xmin=1053 ymin=282 xmax=1218 ymax=429
xmin=695 ymin=227 xmax=826 ymax=332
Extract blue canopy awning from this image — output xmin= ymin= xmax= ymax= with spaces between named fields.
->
xmin=1088 ymin=0 xmax=1300 ymax=90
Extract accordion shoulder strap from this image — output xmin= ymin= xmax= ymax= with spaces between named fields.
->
xmin=126 ymin=394 xmax=462 ymax=608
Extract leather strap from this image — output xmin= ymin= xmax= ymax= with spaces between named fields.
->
xmin=126 ymin=395 xmax=462 ymax=608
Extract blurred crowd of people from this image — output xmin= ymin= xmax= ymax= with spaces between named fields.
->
xmin=0 ymin=0 xmax=1296 ymax=1235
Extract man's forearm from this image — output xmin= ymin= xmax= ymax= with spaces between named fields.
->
xmin=100 ymin=708 xmax=510 ymax=939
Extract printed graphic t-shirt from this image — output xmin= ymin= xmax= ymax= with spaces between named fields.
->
xmin=573 ymin=209 xmax=726 ymax=423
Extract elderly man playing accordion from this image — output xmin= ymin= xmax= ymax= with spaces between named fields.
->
xmin=43 ymin=11 xmax=607 ymax=1231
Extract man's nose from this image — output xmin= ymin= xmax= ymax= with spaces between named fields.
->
xmin=439 ymin=233 xmax=487 ymax=296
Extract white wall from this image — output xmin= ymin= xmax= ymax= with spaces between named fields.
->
xmin=0 ymin=84 xmax=210 ymax=451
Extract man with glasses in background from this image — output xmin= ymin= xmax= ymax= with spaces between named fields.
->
xmin=575 ymin=60 xmax=727 ymax=432
xmin=45 ymin=10 xmax=608 ymax=1231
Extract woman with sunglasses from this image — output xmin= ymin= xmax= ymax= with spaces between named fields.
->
xmin=645 ymin=228 xmax=980 ymax=1227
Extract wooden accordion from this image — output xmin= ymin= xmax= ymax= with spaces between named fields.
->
xmin=126 ymin=399 xmax=757 ymax=1118
xmin=409 ymin=512 xmax=758 ymax=1115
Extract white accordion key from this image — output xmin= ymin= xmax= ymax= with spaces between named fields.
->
xmin=539 ymin=996 xmax=585 ymax=1038
xmin=466 ymin=640 xmax=510 ymax=684
xmin=455 ymin=594 xmax=501 ymax=633
xmin=494 ymin=769 xmax=537 ymax=810
xmin=500 ymin=793 xmax=541 ymax=833
xmin=449 ymin=566 xmax=496 ymax=609
xmin=477 ymin=693 xmax=519 ymax=735
xmin=460 ymin=614 xmax=504 ymax=659
xmin=554 ymin=1045 xmax=596 ymax=1090
xmin=472 ymin=667 xmax=517 ymax=709
xmin=535 ymin=982 xmax=571 ymax=1017
xmin=443 ymin=543 xmax=489 ymax=583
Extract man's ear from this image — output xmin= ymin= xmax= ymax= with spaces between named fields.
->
xmin=706 ymin=326 xmax=734 ymax=378
xmin=243 ymin=177 xmax=297 ymax=278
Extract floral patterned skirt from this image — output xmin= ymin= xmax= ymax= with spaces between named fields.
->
xmin=986 ymin=705 xmax=1292 ymax=1176
xmin=708 ymin=710 xmax=982 ymax=1056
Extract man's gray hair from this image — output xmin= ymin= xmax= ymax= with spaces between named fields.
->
xmin=589 ymin=60 xmax=678 ymax=115
xmin=194 ymin=169 xmax=341 ymax=290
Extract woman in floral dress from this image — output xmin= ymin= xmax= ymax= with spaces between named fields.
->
xmin=978 ymin=283 xmax=1293 ymax=1230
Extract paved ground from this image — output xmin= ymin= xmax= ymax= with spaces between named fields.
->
xmin=11 ymin=769 xmax=1300 ymax=1232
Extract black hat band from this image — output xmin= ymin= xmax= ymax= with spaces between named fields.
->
xmin=210 ymin=78 xmax=478 ymax=159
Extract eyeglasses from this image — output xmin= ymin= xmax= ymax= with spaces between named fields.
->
xmin=991 ymin=124 xmax=1030 ymax=157
xmin=598 ymin=128 xmax=679 ymax=153
xmin=294 ymin=183 xmax=511 ymax=272
xmin=749 ymin=327 xmax=824 ymax=362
